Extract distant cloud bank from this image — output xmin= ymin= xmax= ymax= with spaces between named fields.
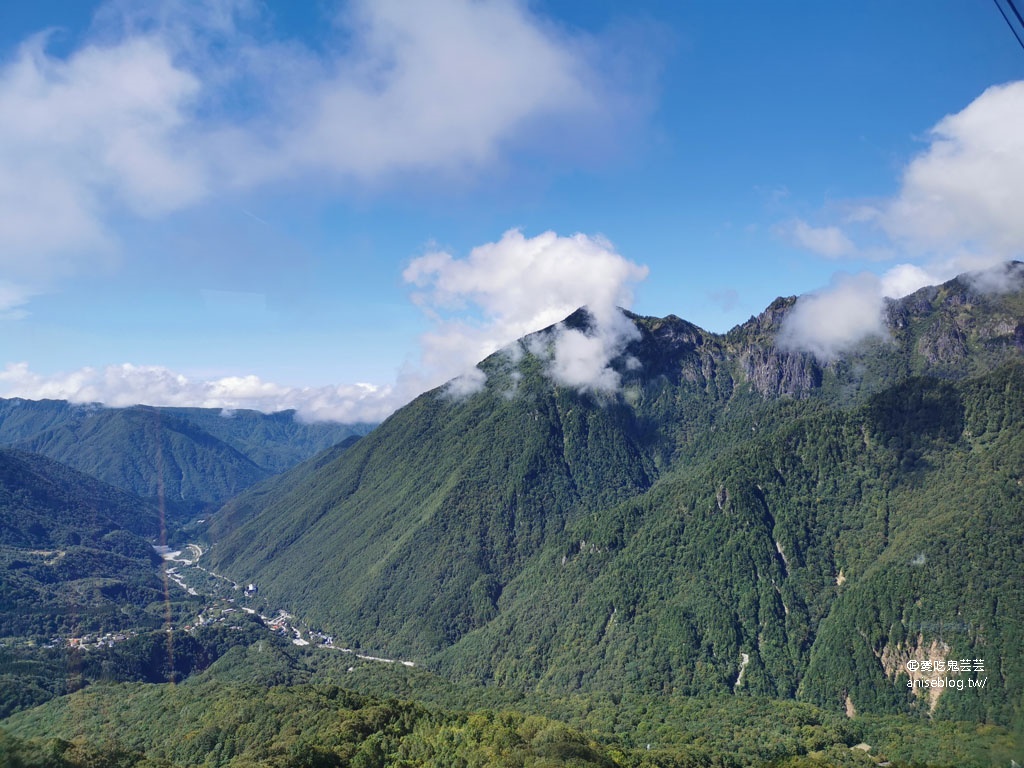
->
xmin=2 ymin=228 xmax=650 ymax=419
xmin=0 ymin=362 xmax=397 ymax=424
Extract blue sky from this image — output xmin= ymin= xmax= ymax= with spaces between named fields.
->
xmin=1 ymin=0 xmax=1022 ymax=420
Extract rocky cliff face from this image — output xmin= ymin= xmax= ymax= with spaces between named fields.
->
xmin=735 ymin=347 xmax=822 ymax=398
xmin=518 ymin=267 xmax=1023 ymax=408
xmin=642 ymin=265 xmax=1024 ymax=403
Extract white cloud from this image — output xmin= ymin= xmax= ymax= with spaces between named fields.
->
xmin=0 ymin=0 xmax=629 ymax=292
xmin=0 ymin=227 xmax=649 ymax=416
xmin=962 ymin=260 xmax=1024 ymax=295
xmin=776 ymin=260 xmax=1022 ymax=363
xmin=0 ymin=32 xmax=203 ymax=278
xmin=275 ymin=0 xmax=599 ymax=180
xmin=442 ymin=368 xmax=488 ymax=399
xmin=777 ymin=272 xmax=888 ymax=360
xmin=0 ymin=281 xmax=35 ymax=318
xmin=0 ymin=362 xmax=396 ymax=423
xmin=403 ymin=229 xmax=648 ymax=393
xmin=548 ymin=314 xmax=641 ymax=393
xmin=847 ymin=256 xmax=1018 ymax=303
xmin=786 ymin=219 xmax=856 ymax=259
xmin=879 ymin=263 xmax=941 ymax=299
xmin=881 ymin=81 xmax=1024 ymax=258
xmin=0 ymin=3 xmax=654 ymax=414
xmin=781 ymin=82 xmax=1024 ymax=348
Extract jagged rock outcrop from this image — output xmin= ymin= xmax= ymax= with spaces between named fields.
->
xmin=736 ymin=347 xmax=822 ymax=398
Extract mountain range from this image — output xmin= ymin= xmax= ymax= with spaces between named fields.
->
xmin=202 ymin=265 xmax=1024 ymax=728
xmin=1 ymin=266 xmax=1021 ymax=768
xmin=0 ymin=401 xmax=372 ymax=522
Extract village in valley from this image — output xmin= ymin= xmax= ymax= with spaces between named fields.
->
xmin=155 ymin=543 xmax=415 ymax=668
xmin=2 ymin=543 xmax=420 ymax=669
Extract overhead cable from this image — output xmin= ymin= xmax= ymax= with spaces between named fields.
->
xmin=993 ymin=0 xmax=1024 ymax=53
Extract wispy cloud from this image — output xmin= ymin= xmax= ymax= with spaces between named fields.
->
xmin=708 ymin=288 xmax=739 ymax=312
xmin=784 ymin=220 xmax=856 ymax=259
xmin=776 ymin=272 xmax=888 ymax=360
xmin=0 ymin=282 xmax=35 ymax=319
xmin=0 ymin=0 xmax=638 ymax=295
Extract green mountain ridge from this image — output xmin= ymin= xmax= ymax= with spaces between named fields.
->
xmin=203 ymin=266 xmax=1024 ymax=727
xmin=0 ymin=400 xmax=373 ymax=521
xmin=0 ymin=448 xmax=165 ymax=638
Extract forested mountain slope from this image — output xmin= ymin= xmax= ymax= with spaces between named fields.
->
xmin=205 ymin=267 xmax=1024 ymax=727
xmin=0 ymin=449 xmax=164 ymax=637
xmin=435 ymin=366 xmax=1023 ymax=726
xmin=0 ymin=400 xmax=372 ymax=520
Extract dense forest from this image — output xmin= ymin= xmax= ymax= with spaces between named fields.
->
xmin=3 ymin=629 xmax=1020 ymax=767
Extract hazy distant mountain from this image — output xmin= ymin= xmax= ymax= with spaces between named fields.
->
xmin=206 ymin=266 xmax=1024 ymax=727
xmin=0 ymin=401 xmax=373 ymax=520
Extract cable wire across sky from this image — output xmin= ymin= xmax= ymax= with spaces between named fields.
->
xmin=993 ymin=0 xmax=1024 ymax=53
